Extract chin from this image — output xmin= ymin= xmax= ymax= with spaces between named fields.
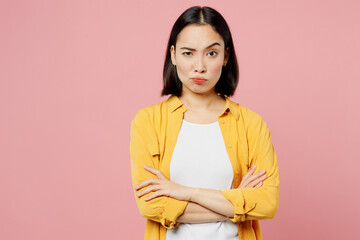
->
xmin=189 ymin=87 xmax=215 ymax=95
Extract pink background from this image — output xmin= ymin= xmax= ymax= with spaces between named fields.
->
xmin=1 ymin=0 xmax=359 ymax=239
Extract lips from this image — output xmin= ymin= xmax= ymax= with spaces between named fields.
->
xmin=192 ymin=78 xmax=206 ymax=84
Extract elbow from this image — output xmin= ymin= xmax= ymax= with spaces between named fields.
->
xmin=134 ymin=194 xmax=188 ymax=229
xmin=137 ymin=200 xmax=172 ymax=229
xmin=246 ymin=199 xmax=278 ymax=221
xmin=266 ymin=200 xmax=279 ymax=219
xmin=244 ymin=188 xmax=279 ymax=221
xmin=243 ymin=201 xmax=278 ymax=221
xmin=262 ymin=191 xmax=279 ymax=219
xmin=135 ymin=196 xmax=163 ymax=221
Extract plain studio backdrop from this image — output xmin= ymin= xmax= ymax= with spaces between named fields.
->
xmin=1 ymin=0 xmax=359 ymax=239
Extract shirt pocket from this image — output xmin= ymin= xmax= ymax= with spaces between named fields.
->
xmin=148 ymin=142 xmax=159 ymax=156
xmin=148 ymin=143 xmax=160 ymax=168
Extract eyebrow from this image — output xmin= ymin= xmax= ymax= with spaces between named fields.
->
xmin=179 ymin=42 xmax=221 ymax=51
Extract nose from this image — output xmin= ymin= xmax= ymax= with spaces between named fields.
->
xmin=194 ymin=56 xmax=206 ymax=73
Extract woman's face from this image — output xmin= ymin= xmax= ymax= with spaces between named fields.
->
xmin=170 ymin=24 xmax=229 ymax=96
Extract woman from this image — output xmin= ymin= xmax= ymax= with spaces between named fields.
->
xmin=130 ymin=6 xmax=279 ymax=240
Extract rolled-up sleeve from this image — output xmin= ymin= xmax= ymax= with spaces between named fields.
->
xmin=130 ymin=108 xmax=188 ymax=229
xmin=221 ymin=110 xmax=279 ymax=223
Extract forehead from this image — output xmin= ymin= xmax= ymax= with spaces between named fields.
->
xmin=176 ymin=24 xmax=224 ymax=48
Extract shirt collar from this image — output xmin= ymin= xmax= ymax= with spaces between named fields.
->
xmin=166 ymin=95 xmax=239 ymax=120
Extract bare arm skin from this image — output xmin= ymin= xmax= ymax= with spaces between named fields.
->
xmin=188 ymin=188 xmax=234 ymax=217
xmin=177 ymin=202 xmax=228 ymax=223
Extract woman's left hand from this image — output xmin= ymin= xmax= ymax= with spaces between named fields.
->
xmin=134 ymin=165 xmax=193 ymax=202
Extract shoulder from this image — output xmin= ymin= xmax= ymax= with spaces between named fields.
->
xmin=227 ymin=98 xmax=271 ymax=136
xmin=240 ymin=108 xmax=271 ymax=139
xmin=240 ymin=106 xmax=264 ymax=124
xmin=227 ymin=97 xmax=264 ymax=124
xmin=131 ymin=98 xmax=169 ymax=124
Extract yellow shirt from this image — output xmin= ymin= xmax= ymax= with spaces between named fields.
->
xmin=130 ymin=95 xmax=279 ymax=240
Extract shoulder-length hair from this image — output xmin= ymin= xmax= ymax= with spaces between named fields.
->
xmin=161 ymin=6 xmax=239 ymax=97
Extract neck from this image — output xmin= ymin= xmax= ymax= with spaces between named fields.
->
xmin=179 ymin=90 xmax=224 ymax=111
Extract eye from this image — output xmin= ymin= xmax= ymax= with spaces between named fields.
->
xmin=182 ymin=52 xmax=192 ymax=56
xmin=208 ymin=51 xmax=218 ymax=57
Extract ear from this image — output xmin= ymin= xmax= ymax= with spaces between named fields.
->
xmin=170 ymin=45 xmax=176 ymax=66
xmin=224 ymin=47 xmax=230 ymax=66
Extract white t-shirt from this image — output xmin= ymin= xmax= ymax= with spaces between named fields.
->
xmin=166 ymin=119 xmax=238 ymax=240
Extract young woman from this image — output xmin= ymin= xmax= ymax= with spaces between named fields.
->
xmin=130 ymin=6 xmax=279 ymax=240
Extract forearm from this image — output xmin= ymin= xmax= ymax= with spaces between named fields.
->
xmin=189 ymin=188 xmax=234 ymax=217
xmin=177 ymin=202 xmax=228 ymax=223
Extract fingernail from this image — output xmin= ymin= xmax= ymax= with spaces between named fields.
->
xmin=253 ymin=165 xmax=256 ymax=169
xmin=260 ymin=169 xmax=266 ymax=173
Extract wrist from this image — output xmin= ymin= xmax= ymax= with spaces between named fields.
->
xmin=188 ymin=187 xmax=199 ymax=202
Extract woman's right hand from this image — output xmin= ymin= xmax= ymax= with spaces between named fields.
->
xmin=238 ymin=165 xmax=267 ymax=189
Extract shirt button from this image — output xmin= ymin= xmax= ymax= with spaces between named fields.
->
xmin=220 ymin=120 xmax=225 ymax=124
xmin=228 ymin=145 xmax=232 ymax=148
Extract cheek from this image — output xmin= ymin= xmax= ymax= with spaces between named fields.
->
xmin=209 ymin=61 xmax=224 ymax=74
xmin=176 ymin=60 xmax=192 ymax=75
